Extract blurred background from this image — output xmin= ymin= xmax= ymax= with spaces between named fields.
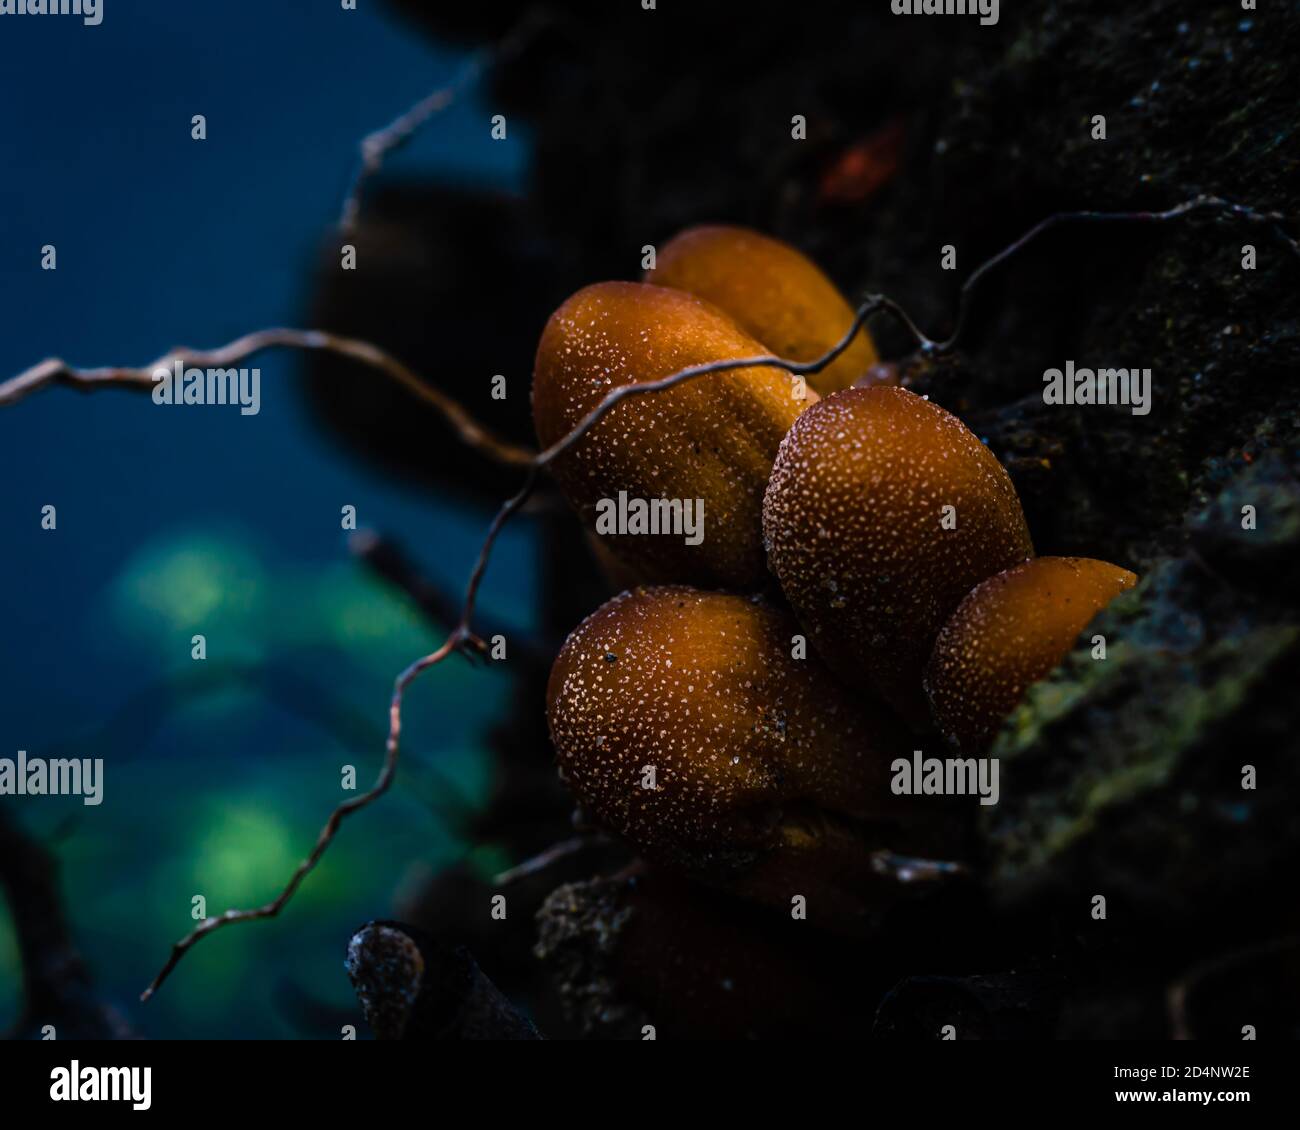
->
xmin=0 ymin=0 xmax=537 ymax=1038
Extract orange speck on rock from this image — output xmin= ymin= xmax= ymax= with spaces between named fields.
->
xmin=817 ymin=119 xmax=906 ymax=206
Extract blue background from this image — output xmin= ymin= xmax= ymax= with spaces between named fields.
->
xmin=0 ymin=0 xmax=535 ymax=1037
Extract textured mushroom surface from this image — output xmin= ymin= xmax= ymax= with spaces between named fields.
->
xmin=533 ymin=281 xmax=810 ymax=589
xmin=546 ymin=585 xmax=927 ymax=923
xmin=646 ymin=224 xmax=877 ymax=397
xmin=763 ymin=386 xmax=1034 ymax=726
xmin=925 ymin=556 xmax=1138 ymax=754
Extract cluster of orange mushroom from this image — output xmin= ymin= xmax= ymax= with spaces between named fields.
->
xmin=533 ymin=225 xmax=1136 ymax=925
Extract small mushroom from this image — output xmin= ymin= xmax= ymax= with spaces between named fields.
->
xmin=647 ymin=224 xmax=878 ymax=396
xmin=924 ymin=556 xmax=1138 ymax=754
xmin=546 ymin=585 xmax=939 ymax=927
xmin=533 ymin=281 xmax=812 ymax=589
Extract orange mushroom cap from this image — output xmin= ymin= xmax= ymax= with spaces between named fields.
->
xmin=533 ymin=281 xmax=812 ymax=589
xmin=646 ymin=225 xmax=878 ymax=397
xmin=546 ymin=585 xmax=931 ymax=924
xmin=924 ymin=556 xmax=1138 ymax=754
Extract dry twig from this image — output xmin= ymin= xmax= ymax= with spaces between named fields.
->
xmin=338 ymin=8 xmax=551 ymax=234
xmin=493 ymin=834 xmax=607 ymax=887
xmin=0 ymin=327 xmax=534 ymax=466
